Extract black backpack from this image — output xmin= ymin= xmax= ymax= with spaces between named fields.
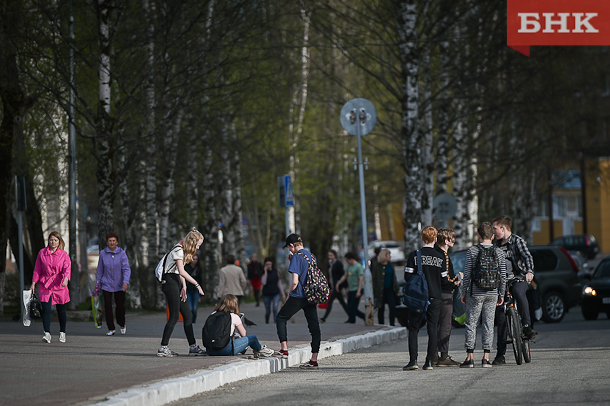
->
xmin=472 ymin=245 xmax=501 ymax=291
xmin=202 ymin=311 xmax=233 ymax=351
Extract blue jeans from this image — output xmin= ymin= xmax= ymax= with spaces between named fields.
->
xmin=263 ymin=294 xmax=280 ymax=323
xmin=186 ymin=290 xmax=199 ymax=323
xmin=206 ymin=335 xmax=262 ymax=355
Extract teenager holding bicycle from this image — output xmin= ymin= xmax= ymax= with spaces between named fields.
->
xmin=492 ymin=215 xmax=536 ymax=365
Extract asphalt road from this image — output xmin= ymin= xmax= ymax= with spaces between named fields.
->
xmin=173 ymin=308 xmax=610 ymax=406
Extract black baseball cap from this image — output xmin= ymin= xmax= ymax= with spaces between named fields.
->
xmin=283 ymin=233 xmax=302 ymax=248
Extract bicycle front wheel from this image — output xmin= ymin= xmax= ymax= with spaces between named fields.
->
xmin=507 ymin=307 xmax=523 ymax=365
xmin=523 ymin=337 xmax=531 ymax=363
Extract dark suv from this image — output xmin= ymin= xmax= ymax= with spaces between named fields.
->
xmin=528 ymin=246 xmax=582 ymax=322
xmin=447 ymin=246 xmax=581 ymax=324
xmin=549 ymin=234 xmax=599 ymax=260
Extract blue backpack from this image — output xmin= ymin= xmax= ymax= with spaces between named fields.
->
xmin=403 ymin=250 xmax=429 ymax=314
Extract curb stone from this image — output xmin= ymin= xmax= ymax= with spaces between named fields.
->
xmin=95 ymin=326 xmax=406 ymax=406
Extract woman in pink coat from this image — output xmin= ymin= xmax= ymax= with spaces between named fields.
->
xmin=30 ymin=231 xmax=71 ymax=344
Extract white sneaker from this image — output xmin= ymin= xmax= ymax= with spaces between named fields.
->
xmin=106 ymin=330 xmax=115 ymax=336
xmin=59 ymin=332 xmax=66 ymax=343
xmin=120 ymin=326 xmax=126 ymax=335
xmin=42 ymin=332 xmax=51 ymax=343
xmin=254 ymin=345 xmax=275 ymax=358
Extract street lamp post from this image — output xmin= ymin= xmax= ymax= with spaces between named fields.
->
xmin=340 ymin=98 xmax=377 ymax=326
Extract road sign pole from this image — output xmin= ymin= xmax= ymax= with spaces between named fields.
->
xmin=356 ymin=110 xmax=374 ymax=326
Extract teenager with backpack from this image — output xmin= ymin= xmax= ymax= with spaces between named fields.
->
xmin=274 ymin=234 xmax=322 ymax=370
xmin=459 ymin=222 xmax=507 ymax=368
xmin=203 ymin=294 xmax=274 ymax=357
xmin=157 ymin=228 xmax=206 ymax=357
xmin=403 ymin=226 xmax=445 ymax=371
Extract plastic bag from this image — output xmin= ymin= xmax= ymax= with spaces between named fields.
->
xmin=22 ymin=290 xmax=33 ymax=327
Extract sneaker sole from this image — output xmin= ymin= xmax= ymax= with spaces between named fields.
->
xmin=157 ymin=353 xmax=178 ymax=357
xmin=403 ymin=366 xmax=418 ymax=371
xmin=460 ymin=364 xmax=475 ymax=368
xmin=299 ymin=366 xmax=319 ymax=370
xmin=423 ymin=366 xmax=433 ymax=370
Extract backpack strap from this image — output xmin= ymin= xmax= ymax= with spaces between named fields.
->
xmin=416 ymin=250 xmax=422 ymax=275
xmin=162 ymin=244 xmax=183 ymax=277
xmin=295 ymin=251 xmax=313 ymax=288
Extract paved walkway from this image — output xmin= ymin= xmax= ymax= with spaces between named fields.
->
xmin=0 ymin=299 xmax=400 ymax=406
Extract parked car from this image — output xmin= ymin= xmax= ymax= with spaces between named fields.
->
xmin=549 ymin=234 xmax=600 ymax=260
xmin=581 ymin=257 xmax=610 ymax=320
xmin=367 ymin=240 xmax=405 ymax=263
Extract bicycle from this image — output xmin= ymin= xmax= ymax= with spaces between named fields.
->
xmin=504 ymin=279 xmax=531 ymax=365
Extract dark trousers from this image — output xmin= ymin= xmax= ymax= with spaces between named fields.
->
xmin=321 ymin=288 xmax=348 ymax=320
xmin=408 ymin=297 xmax=442 ymax=363
xmin=437 ymin=292 xmax=454 ymax=356
xmin=276 ymin=296 xmax=321 ymax=353
xmin=42 ymin=298 xmax=67 ymax=333
xmin=378 ymin=288 xmax=397 ymax=326
xmin=161 ymin=274 xmax=195 ymax=347
xmin=495 ymin=280 xmax=531 ymax=356
xmin=253 ymin=289 xmax=261 ymax=305
xmin=347 ymin=290 xmax=365 ymax=323
xmin=102 ymin=290 xmax=126 ymax=331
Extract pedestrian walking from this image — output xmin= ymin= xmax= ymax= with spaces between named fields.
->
xmin=217 ymin=254 xmax=248 ymax=304
xmin=403 ymin=226 xmax=444 ymax=371
xmin=158 ymin=228 xmax=206 ymax=357
xmin=30 ymin=231 xmax=71 ymax=344
xmin=492 ymin=215 xmax=536 ymax=365
xmin=185 ymin=254 xmax=202 ymax=323
xmin=459 ymin=222 xmax=507 ymax=368
xmin=372 ymin=249 xmax=399 ymax=326
xmin=274 ymin=234 xmax=322 ymax=370
xmin=319 ymin=249 xmax=349 ymax=323
xmin=204 ymin=295 xmax=274 ymax=357
xmin=261 ymin=257 xmax=286 ymax=324
xmin=433 ymin=228 xmax=460 ymax=366
xmin=336 ymin=252 xmax=365 ymax=323
xmin=247 ymin=253 xmax=263 ymax=306
xmin=95 ymin=232 xmax=131 ymax=336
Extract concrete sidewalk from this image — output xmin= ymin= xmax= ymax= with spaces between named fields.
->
xmin=0 ymin=300 xmax=406 ymax=406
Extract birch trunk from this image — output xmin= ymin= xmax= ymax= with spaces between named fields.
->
xmin=229 ymin=121 xmax=247 ymax=267
xmin=421 ymin=47 xmax=434 ymax=228
xmin=397 ymin=0 xmax=422 ymax=252
xmin=143 ymin=0 xmax=158 ymax=309
xmin=287 ymin=6 xmax=311 ymax=236
xmin=200 ymin=0 xmax=219 ymax=299
xmin=158 ymin=107 xmax=184 ymax=254
xmin=220 ymin=118 xmax=236 ymax=257
xmin=96 ymin=0 xmax=115 ymax=248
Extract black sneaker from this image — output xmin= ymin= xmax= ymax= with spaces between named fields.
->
xmin=403 ymin=361 xmax=418 ymax=370
xmin=492 ymin=355 xmax=506 ymax=365
xmin=460 ymin=359 xmax=475 ymax=368
xmin=188 ymin=345 xmax=206 ymax=356
xmin=523 ymin=325 xmax=536 ymax=340
xmin=319 ymin=318 xmax=326 ymax=324
xmin=481 ymin=359 xmax=492 ymax=368
xmin=423 ymin=360 xmax=433 ymax=370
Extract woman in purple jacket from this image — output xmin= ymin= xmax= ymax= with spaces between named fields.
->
xmin=95 ymin=232 xmax=131 ymax=335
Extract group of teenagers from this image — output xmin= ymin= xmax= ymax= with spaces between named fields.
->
xmin=29 ymin=215 xmax=534 ymax=371
xmin=401 ymin=215 xmax=536 ymax=371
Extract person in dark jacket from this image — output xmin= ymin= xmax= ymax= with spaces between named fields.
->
xmin=95 ymin=232 xmax=131 ymax=336
xmin=247 ymin=253 xmax=263 ymax=306
xmin=319 ymin=250 xmax=349 ymax=323
xmin=433 ymin=228 xmax=460 ymax=366
xmin=185 ymin=254 xmax=202 ymax=323
xmin=371 ymin=249 xmax=399 ymax=325
xmin=261 ymin=257 xmax=286 ymax=323
xmin=403 ymin=226 xmax=445 ymax=371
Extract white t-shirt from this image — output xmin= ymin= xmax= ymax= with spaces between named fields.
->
xmin=211 ymin=311 xmax=243 ymax=336
xmin=165 ymin=246 xmax=184 ymax=275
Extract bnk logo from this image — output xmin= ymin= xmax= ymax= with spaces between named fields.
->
xmin=518 ymin=13 xmax=598 ymax=33
xmin=507 ymin=0 xmax=610 ymax=56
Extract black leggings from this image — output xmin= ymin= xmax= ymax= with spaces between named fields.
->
xmin=161 ymin=274 xmax=195 ymax=347
xmin=41 ymin=298 xmax=67 ymax=333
